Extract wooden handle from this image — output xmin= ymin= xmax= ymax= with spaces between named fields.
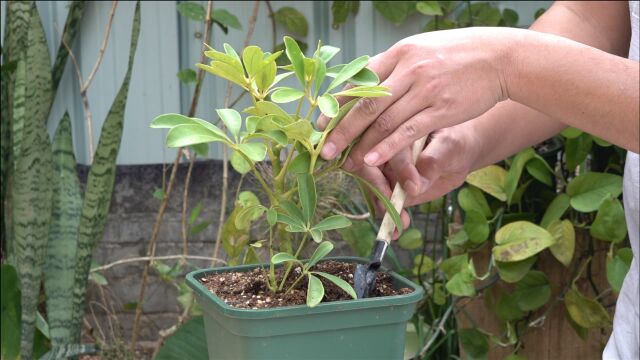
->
xmin=377 ymin=136 xmax=429 ymax=243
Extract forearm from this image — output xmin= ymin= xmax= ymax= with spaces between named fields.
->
xmin=462 ymin=1 xmax=636 ymax=170
xmin=504 ymin=30 xmax=638 ymax=153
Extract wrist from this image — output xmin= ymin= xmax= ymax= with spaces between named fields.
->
xmin=495 ymin=28 xmax=530 ymax=103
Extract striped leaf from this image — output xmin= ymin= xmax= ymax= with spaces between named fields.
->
xmin=13 ymin=4 xmax=55 ymax=358
xmin=44 ymin=113 xmax=82 ymax=346
xmin=51 ymin=1 xmax=86 ymax=91
xmin=71 ymin=2 xmax=142 ymax=341
xmin=38 ymin=344 xmax=98 ymax=360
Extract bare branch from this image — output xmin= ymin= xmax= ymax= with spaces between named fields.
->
xmin=91 ymin=255 xmax=226 ymax=273
xmin=83 ymin=1 xmax=118 ymax=92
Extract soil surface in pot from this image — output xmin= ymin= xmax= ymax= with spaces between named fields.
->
xmin=199 ymin=260 xmax=413 ymax=309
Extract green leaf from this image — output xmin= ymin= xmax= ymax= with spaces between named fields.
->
xmin=39 ymin=344 xmax=98 ymax=360
xmin=151 ymin=113 xmax=230 ymax=141
xmin=45 ymin=114 xmax=82 ymax=346
xmin=423 ymin=18 xmax=456 ymax=32
xmin=607 ymin=248 xmax=633 ymax=293
xmin=412 ymin=254 xmax=434 ymax=275
xmin=567 ymin=172 xmax=623 ymax=212
xmin=501 ymin=8 xmax=519 ymax=26
xmin=156 ymin=317 xmax=207 ymax=360
xmin=306 ymin=241 xmax=334 ymax=269
xmin=313 ymin=271 xmax=357 ymax=299
xmin=560 ymin=127 xmax=583 ymax=139
xmin=327 ymin=55 xmax=369 ymax=91
xmin=440 ymin=254 xmax=468 ymax=279
xmin=289 ymin=151 xmax=311 ymax=173
xmin=307 ymin=274 xmax=325 ymax=307
xmin=310 ymin=228 xmax=323 ymax=243
xmin=190 ymin=221 xmax=210 ymax=235
xmin=565 ymin=133 xmax=593 ymax=171
xmin=297 ymin=173 xmax=317 ymax=224
xmin=458 ymin=328 xmax=489 ymax=360
xmin=230 ymin=150 xmax=251 ymax=174
xmin=514 ymin=271 xmax=550 ymax=311
xmin=465 ymin=165 xmax=507 ymax=201
xmin=324 ymin=98 xmax=359 ymax=133
xmin=270 ymin=87 xmax=305 ymax=103
xmin=189 ymin=202 xmax=203 ymax=225
xmin=540 ymin=193 xmax=570 ymax=228
xmin=252 ymin=101 xmax=294 ymax=122
xmin=331 ymin=1 xmax=359 ymax=29
xmin=89 ymin=272 xmax=108 ymax=286
xmin=457 ymin=186 xmax=492 ymax=218
xmin=216 ymin=109 xmax=242 ymax=140
xmin=493 ymin=221 xmax=555 ymax=262
xmin=446 ymin=269 xmax=476 ymax=297
xmin=398 ymin=228 xmax=422 ymax=250
xmin=319 ymin=45 xmax=341 ymax=63
xmin=590 ymin=196 xmax=627 ymax=243
xmin=276 ymin=211 xmax=306 ymax=232
xmin=1 ymin=264 xmax=21 ymax=360
xmin=564 ymin=288 xmax=611 ymax=328
xmin=177 ymin=2 xmax=205 ymax=21
xmin=495 ymin=257 xmax=537 ymax=283
xmin=333 ymin=85 xmax=390 ymax=97
xmin=548 ymin=220 xmax=575 ymax=267
xmin=463 ymin=210 xmax=490 ymax=244
xmin=348 ymin=172 xmax=404 ymax=236
xmin=593 ymin=136 xmax=612 ymax=147
xmin=212 ymin=9 xmax=242 ymax=30
xmin=238 ymin=142 xmax=267 ymax=162
xmin=274 ymin=7 xmax=308 ymax=36
xmin=242 ymin=45 xmax=264 ymax=78
xmin=312 ymin=215 xmax=352 ymax=232
xmin=12 ymin=5 xmax=55 ymax=355
xmin=504 ymin=148 xmax=536 ymax=204
xmin=235 ymin=205 xmax=266 ymax=230
xmin=525 ymin=157 xmax=553 ymax=186
xmin=416 ymin=1 xmax=442 ymax=16
xmin=196 ymin=61 xmax=247 ymax=88
xmin=51 ymin=1 xmax=86 ymax=90
xmin=284 ymin=36 xmax=306 ymax=86
xmin=72 ymin=4 xmax=141 ymax=341
xmin=496 ymin=294 xmax=525 ymax=322
xmin=271 ymin=252 xmax=302 ymax=265
xmin=318 ymin=93 xmax=339 ymax=118
xmin=373 ymin=1 xmax=415 ymax=25
xmin=177 ymin=68 xmax=197 ymax=84
xmin=267 ymin=208 xmax=278 ymax=226
xmin=166 ymin=124 xmax=230 ymax=148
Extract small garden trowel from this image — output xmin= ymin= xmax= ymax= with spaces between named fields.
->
xmin=354 ymin=135 xmax=429 ymax=298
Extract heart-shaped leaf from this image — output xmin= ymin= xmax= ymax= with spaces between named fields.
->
xmin=590 ymin=196 xmax=627 ymax=243
xmin=495 ymin=257 xmax=537 ymax=283
xmin=607 ymin=248 xmax=633 ymax=293
xmin=548 ymin=220 xmax=575 ymax=267
xmin=565 ymin=288 xmax=611 ymax=328
xmin=540 ymin=193 xmax=570 ymax=228
xmin=465 ymin=165 xmax=507 ymax=201
xmin=493 ymin=221 xmax=555 ymax=262
xmin=514 ymin=270 xmax=550 ymax=311
xmin=457 ymin=186 xmax=492 ymax=218
xmin=567 ymin=172 xmax=623 ymax=212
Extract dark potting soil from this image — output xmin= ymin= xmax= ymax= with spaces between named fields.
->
xmin=199 ymin=260 xmax=413 ymax=309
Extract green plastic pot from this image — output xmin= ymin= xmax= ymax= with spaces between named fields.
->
xmin=186 ymin=256 xmax=423 ymax=360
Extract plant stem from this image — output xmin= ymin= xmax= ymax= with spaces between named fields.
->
xmin=285 ymin=272 xmax=307 ymax=294
xmin=278 ymin=233 xmax=308 ymax=291
xmin=295 ymin=97 xmax=304 ymax=117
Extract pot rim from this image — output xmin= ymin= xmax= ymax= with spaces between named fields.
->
xmin=186 ymin=256 xmax=424 ymax=319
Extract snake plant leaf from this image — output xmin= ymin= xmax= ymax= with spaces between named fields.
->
xmin=1 ymin=264 xmax=21 ymax=360
xmin=38 ymin=344 xmax=98 ymax=360
xmin=155 ymin=317 xmax=208 ymax=360
xmin=51 ymin=1 xmax=86 ymax=90
xmin=13 ymin=4 xmax=55 ymax=357
xmin=44 ymin=113 xmax=82 ymax=346
xmin=71 ymin=2 xmax=141 ymax=341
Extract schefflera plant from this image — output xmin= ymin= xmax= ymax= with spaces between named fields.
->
xmin=151 ymin=37 xmax=403 ymax=307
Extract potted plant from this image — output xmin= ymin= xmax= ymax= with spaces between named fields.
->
xmin=151 ymin=37 xmax=423 ymax=360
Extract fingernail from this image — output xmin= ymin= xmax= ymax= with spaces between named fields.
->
xmin=364 ymin=152 xmax=380 ymax=166
xmin=404 ymin=180 xmax=418 ymax=195
xmin=321 ymin=142 xmax=336 ymax=159
xmin=343 ymin=157 xmax=354 ymax=171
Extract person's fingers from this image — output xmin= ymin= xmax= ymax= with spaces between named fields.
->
xmin=352 ymin=165 xmax=410 ymax=230
xmin=364 ymin=108 xmax=434 ymax=167
xmin=320 ymin=75 xmax=411 ymax=161
xmin=317 ymin=52 xmax=397 ymax=130
xmin=343 ymin=89 xmax=424 ymax=171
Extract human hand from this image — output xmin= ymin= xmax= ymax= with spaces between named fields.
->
xmin=318 ymin=27 xmax=515 ymax=169
xmin=355 ymin=123 xmax=481 ymax=216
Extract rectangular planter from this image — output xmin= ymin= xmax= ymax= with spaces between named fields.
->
xmin=186 ymin=256 xmax=423 ymax=360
